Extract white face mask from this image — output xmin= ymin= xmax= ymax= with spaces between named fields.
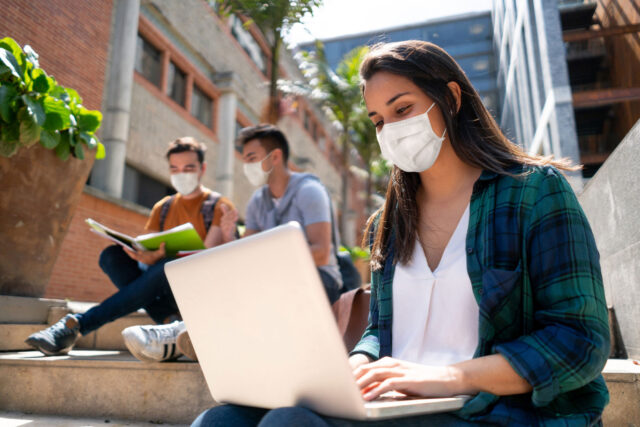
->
xmin=243 ymin=152 xmax=273 ymax=187
xmin=376 ymin=102 xmax=447 ymax=173
xmin=170 ymin=172 xmax=200 ymax=195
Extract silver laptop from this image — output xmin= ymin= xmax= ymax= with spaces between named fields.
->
xmin=164 ymin=222 xmax=469 ymax=420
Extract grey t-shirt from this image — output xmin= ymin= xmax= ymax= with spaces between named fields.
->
xmin=245 ymin=173 xmax=342 ymax=285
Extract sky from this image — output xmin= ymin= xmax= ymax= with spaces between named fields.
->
xmin=285 ymin=0 xmax=493 ymax=47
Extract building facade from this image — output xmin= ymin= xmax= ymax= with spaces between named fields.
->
xmin=1 ymin=0 xmax=350 ymax=301
xmin=493 ymin=0 xmax=640 ymax=182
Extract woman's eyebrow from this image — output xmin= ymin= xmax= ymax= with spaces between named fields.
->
xmin=367 ymin=91 xmax=411 ymax=117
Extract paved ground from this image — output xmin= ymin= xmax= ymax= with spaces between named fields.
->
xmin=0 ymin=412 xmax=188 ymax=426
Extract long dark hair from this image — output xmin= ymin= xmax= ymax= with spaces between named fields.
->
xmin=362 ymin=40 xmax=577 ymax=270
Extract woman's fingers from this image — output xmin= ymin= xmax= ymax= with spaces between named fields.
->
xmin=355 ymin=366 xmax=405 ymax=390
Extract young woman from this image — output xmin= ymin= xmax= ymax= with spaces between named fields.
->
xmin=191 ymin=40 xmax=609 ymax=427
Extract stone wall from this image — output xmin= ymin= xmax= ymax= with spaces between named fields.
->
xmin=579 ymin=120 xmax=640 ymax=359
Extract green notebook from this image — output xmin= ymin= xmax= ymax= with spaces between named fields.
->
xmin=86 ymin=218 xmax=205 ymax=257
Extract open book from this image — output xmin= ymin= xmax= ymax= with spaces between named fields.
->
xmin=86 ymin=218 xmax=205 ymax=257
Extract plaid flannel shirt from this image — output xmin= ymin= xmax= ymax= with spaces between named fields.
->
xmin=352 ymin=165 xmax=610 ymax=426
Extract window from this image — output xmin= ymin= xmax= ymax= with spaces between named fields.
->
xmin=135 ymin=34 xmax=162 ymax=88
xmin=229 ymin=14 xmax=267 ymax=74
xmin=191 ymin=85 xmax=213 ymax=127
xmin=166 ymin=61 xmax=187 ymax=106
xmin=122 ymin=165 xmax=173 ymax=209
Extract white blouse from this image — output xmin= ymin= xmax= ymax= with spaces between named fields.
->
xmin=391 ymin=204 xmax=479 ymax=366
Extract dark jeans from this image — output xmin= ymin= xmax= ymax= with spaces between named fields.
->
xmin=191 ymin=405 xmax=485 ymax=427
xmin=75 ymin=245 xmax=179 ymax=335
xmin=318 ymin=268 xmax=341 ymax=304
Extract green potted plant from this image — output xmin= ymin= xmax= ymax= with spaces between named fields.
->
xmin=0 ymin=37 xmax=105 ymax=297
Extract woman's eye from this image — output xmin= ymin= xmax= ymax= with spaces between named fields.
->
xmin=374 ymin=120 xmax=383 ymax=128
xmin=397 ymin=105 xmax=410 ymax=114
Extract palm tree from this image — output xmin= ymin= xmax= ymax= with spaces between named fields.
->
xmin=280 ymin=41 xmax=368 ymax=236
xmin=216 ymin=0 xmax=322 ymax=123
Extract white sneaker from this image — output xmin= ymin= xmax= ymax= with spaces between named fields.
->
xmin=122 ymin=320 xmax=186 ymax=362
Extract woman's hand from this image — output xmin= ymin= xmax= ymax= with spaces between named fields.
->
xmin=349 ymin=353 xmax=372 ymax=371
xmin=353 ymin=357 xmax=463 ymax=401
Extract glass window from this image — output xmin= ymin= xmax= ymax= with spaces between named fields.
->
xmin=166 ymin=61 xmax=187 ymax=106
xmin=229 ymin=15 xmax=267 ymax=74
xmin=191 ymin=85 xmax=213 ymax=128
xmin=122 ymin=164 xmax=173 ymax=209
xmin=135 ymin=34 xmax=162 ymax=88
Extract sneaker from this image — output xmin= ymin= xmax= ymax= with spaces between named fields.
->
xmin=122 ymin=320 xmax=186 ymax=363
xmin=176 ymin=330 xmax=198 ymax=362
xmin=25 ymin=314 xmax=80 ymax=356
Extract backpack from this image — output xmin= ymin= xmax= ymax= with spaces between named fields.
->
xmin=158 ymin=191 xmax=220 ymax=232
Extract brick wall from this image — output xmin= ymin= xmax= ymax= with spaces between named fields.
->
xmin=45 ymin=190 xmax=149 ymax=302
xmin=0 ymin=0 xmax=113 ymax=111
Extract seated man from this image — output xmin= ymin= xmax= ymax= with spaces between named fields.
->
xmin=123 ymin=124 xmax=344 ymax=362
xmin=239 ymin=124 xmax=343 ymax=302
xmin=25 ymin=137 xmax=237 ymax=359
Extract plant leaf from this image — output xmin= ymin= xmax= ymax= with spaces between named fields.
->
xmin=23 ymin=44 xmax=39 ymax=68
xmin=95 ymin=141 xmax=106 ymax=159
xmin=77 ymin=108 xmax=102 ymax=133
xmin=73 ymin=141 xmax=84 ymax=160
xmin=79 ymin=131 xmax=97 ymax=149
xmin=41 ymin=96 xmax=71 ymax=131
xmin=0 ymin=120 xmax=19 ymax=143
xmin=22 ymin=94 xmax=46 ymax=126
xmin=18 ymin=106 xmax=41 ymax=146
xmin=0 ymin=138 xmax=19 ymax=157
xmin=55 ymin=131 xmax=71 ymax=160
xmin=31 ymin=68 xmax=50 ymax=93
xmin=0 ymin=84 xmax=17 ymax=123
xmin=39 ymin=129 xmax=60 ymax=149
xmin=0 ymin=49 xmax=23 ymax=80
xmin=64 ymin=87 xmax=82 ymax=105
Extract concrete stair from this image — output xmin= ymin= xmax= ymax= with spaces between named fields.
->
xmin=0 ymin=295 xmax=154 ymax=352
xmin=0 ymin=296 xmax=638 ymax=425
xmin=0 ymin=350 xmax=215 ymax=425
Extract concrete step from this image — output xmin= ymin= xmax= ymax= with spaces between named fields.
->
xmin=601 ymin=358 xmax=640 ymax=426
xmin=1 ymin=299 xmax=153 ymax=352
xmin=0 ymin=411 xmax=188 ymax=426
xmin=0 ymin=348 xmax=636 ymax=425
xmin=0 ymin=350 xmax=216 ymax=424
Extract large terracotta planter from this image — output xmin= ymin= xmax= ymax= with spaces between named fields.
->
xmin=0 ymin=144 xmax=95 ymax=297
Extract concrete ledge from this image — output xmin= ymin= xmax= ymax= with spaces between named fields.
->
xmin=602 ymin=359 xmax=640 ymax=426
xmin=0 ymin=296 xmax=66 ymax=324
xmin=0 ymin=350 xmax=216 ymax=424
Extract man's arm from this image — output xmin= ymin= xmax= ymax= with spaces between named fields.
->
xmin=203 ymin=203 xmax=239 ymax=247
xmin=305 ymin=221 xmax=332 ymax=266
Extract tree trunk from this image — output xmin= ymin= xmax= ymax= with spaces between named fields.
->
xmin=365 ymin=154 xmax=373 ymax=216
xmin=339 ymin=130 xmax=350 ymax=243
xmin=265 ymin=32 xmax=282 ymax=124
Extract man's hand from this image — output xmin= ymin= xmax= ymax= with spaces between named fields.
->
xmin=220 ymin=204 xmax=239 ymax=243
xmin=123 ymin=242 xmax=166 ymax=265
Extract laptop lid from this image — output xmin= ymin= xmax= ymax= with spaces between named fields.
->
xmin=165 ymin=222 xmax=368 ymax=419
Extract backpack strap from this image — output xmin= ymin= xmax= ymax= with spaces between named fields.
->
xmin=201 ymin=191 xmax=221 ymax=232
xmin=158 ymin=195 xmax=175 ymax=231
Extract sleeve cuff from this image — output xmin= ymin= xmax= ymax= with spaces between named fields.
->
xmin=350 ymin=337 xmax=380 ymax=360
xmin=495 ymin=338 xmax=559 ymax=407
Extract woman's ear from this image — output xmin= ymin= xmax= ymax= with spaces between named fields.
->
xmin=447 ymin=81 xmax=462 ymax=113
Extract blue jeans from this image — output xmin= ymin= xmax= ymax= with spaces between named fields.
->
xmin=75 ymin=245 xmax=179 ymax=335
xmin=191 ymin=405 xmax=487 ymax=427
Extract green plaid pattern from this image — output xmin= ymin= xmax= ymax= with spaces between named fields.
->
xmin=352 ymin=165 xmax=610 ymax=426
